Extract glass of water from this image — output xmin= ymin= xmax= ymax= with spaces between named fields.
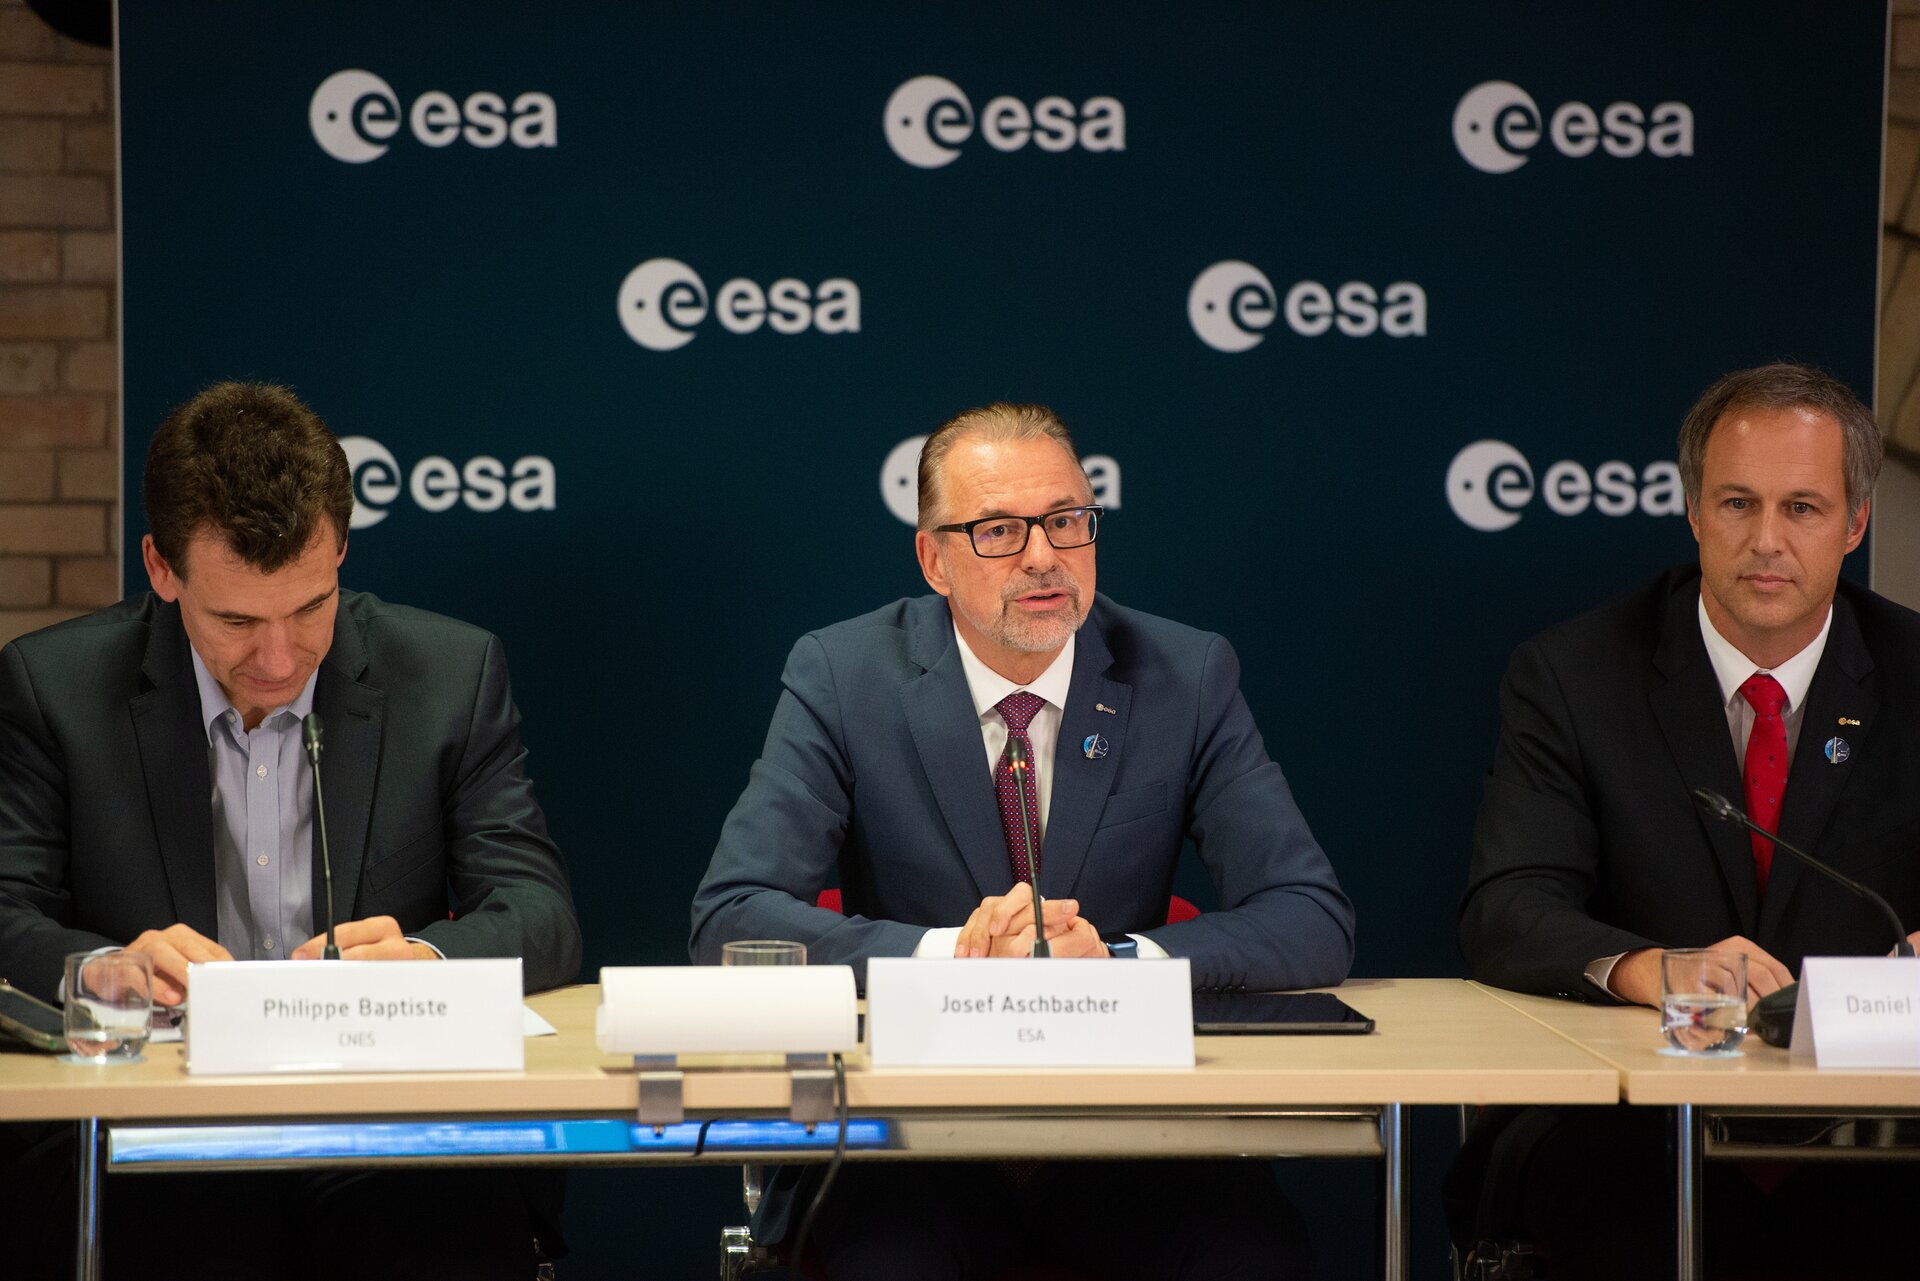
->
xmin=721 ymin=940 xmax=807 ymax=966
xmin=63 ymin=950 xmax=153 ymax=1064
xmin=1660 ymin=948 xmax=1749 ymax=1056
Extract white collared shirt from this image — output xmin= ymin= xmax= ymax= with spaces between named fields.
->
xmin=1586 ymin=595 xmax=1834 ymax=995
xmin=913 ymin=623 xmax=1164 ymax=959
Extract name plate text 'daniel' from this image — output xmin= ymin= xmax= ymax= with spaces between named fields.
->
xmin=1791 ymin=956 xmax=1920 ymax=1068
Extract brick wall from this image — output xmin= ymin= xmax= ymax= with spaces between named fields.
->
xmin=0 ymin=0 xmax=116 ymax=648
xmin=2 ymin=5 xmax=1918 ymax=646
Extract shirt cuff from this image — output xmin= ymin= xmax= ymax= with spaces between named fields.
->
xmin=915 ymin=927 xmax=962 ymax=958
xmin=1584 ymin=952 xmax=1626 ymax=996
xmin=405 ymin=935 xmax=446 ymax=959
xmin=1131 ymin=933 xmax=1169 ymax=959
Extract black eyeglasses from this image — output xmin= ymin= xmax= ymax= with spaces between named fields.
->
xmin=932 ymin=506 xmax=1103 ymax=558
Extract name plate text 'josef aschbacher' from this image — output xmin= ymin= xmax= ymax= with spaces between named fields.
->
xmin=866 ymin=957 xmax=1194 ymax=1068
xmin=185 ymin=959 xmax=525 ymax=1075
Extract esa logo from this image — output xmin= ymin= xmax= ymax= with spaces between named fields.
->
xmin=616 ymin=258 xmax=860 ymax=352
xmin=1188 ymin=261 xmax=1426 ymax=353
xmin=1452 ymin=81 xmax=1693 ymax=175
xmin=1445 ymin=440 xmax=1682 ymax=532
xmin=308 ymin=70 xmax=557 ymax=164
xmin=883 ymin=75 xmax=1125 ymax=169
xmin=341 ymin=437 xmax=556 ymax=530
xmin=880 ymin=437 xmax=1121 ymax=526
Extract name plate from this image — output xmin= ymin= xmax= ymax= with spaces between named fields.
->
xmin=1790 ymin=956 xmax=1920 ymax=1068
xmin=866 ymin=957 xmax=1193 ymax=1068
xmin=185 ymin=959 xmax=525 ymax=1075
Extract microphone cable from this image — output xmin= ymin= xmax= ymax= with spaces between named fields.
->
xmin=786 ymin=1051 xmax=848 ymax=1280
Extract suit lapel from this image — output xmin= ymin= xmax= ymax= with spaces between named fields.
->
xmin=1759 ymin=596 xmax=1877 ymax=938
xmin=310 ymin=600 xmax=384 ymax=923
xmin=129 ymin=603 xmax=217 ymax=938
xmin=1647 ymin=582 xmax=1759 ymax=936
xmin=899 ymin=606 xmax=1007 ymax=899
xmin=1041 ymin=622 xmax=1128 ymax=900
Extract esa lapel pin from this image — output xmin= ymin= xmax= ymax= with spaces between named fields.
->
xmin=1083 ymin=733 xmax=1109 ymax=760
xmin=1838 ymin=716 xmax=1861 ymax=726
xmin=1824 ymin=737 xmax=1851 ymax=764
xmin=1094 ymin=702 xmax=1117 ymax=715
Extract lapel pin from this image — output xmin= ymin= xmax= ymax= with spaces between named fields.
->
xmin=1082 ymin=733 xmax=1109 ymax=760
xmin=1824 ymin=736 xmax=1851 ymax=765
xmin=1838 ymin=716 xmax=1861 ymax=726
xmin=1093 ymin=702 xmax=1117 ymax=715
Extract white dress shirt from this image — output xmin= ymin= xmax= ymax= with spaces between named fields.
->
xmin=1585 ymin=596 xmax=1833 ymax=995
xmin=914 ymin=624 xmax=1166 ymax=959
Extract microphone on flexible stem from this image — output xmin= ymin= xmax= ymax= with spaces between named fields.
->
xmin=302 ymin=714 xmax=342 ymax=961
xmin=1005 ymin=737 xmax=1048 ymax=958
xmin=1691 ymin=787 xmax=1912 ymax=1045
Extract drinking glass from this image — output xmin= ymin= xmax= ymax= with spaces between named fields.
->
xmin=721 ymin=940 xmax=807 ymax=967
xmin=63 ymin=950 xmax=153 ymax=1064
xmin=1660 ymin=948 xmax=1749 ymax=1056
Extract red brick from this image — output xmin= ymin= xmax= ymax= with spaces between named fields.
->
xmin=0 ymin=556 xmax=51 ymax=607
xmin=0 ymin=607 xmax=80 ymax=647
xmin=0 ymin=173 xmax=109 ymax=228
xmin=0 ymin=118 xmax=61 ymax=170
xmin=0 ymin=63 xmax=106 ymax=114
xmin=0 ymin=341 xmax=57 ymax=392
xmin=0 ymin=286 xmax=107 ymax=338
xmin=62 ymin=119 xmax=113 ymax=174
xmin=0 ymin=394 xmax=107 ymax=447
xmin=54 ymin=554 xmax=115 ymax=605
xmin=0 ymin=446 xmax=52 ymax=498
xmin=60 ymin=230 xmax=111 ymax=282
xmin=0 ymin=230 xmax=57 ymax=281
xmin=0 ymin=10 xmax=58 ymax=60
xmin=0 ymin=502 xmax=104 ymax=553
xmin=55 ymin=446 xmax=113 ymax=498
xmin=60 ymin=339 xmax=112 ymax=392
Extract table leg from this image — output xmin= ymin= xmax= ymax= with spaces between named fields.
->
xmin=1380 ymin=1102 xmax=1407 ymax=1281
xmin=75 ymin=1116 xmax=101 ymax=1281
xmin=1675 ymin=1104 xmax=1700 ymax=1281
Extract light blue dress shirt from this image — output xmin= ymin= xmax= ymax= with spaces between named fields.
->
xmin=189 ymin=649 xmax=317 ymax=960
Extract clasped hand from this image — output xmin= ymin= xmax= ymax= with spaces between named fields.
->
xmin=953 ymin=882 xmax=1108 ymax=959
xmin=127 ymin=916 xmax=437 ymax=1005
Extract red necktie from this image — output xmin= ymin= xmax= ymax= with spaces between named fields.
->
xmin=1738 ymin=672 xmax=1789 ymax=895
xmin=994 ymin=691 xmax=1045 ymax=884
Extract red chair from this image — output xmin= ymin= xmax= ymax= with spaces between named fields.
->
xmin=816 ymin=888 xmax=1199 ymax=922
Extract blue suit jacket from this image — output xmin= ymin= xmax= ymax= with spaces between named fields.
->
xmin=690 ymin=593 xmax=1353 ymax=991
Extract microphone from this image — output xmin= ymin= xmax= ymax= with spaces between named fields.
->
xmin=1691 ymin=787 xmax=1913 ymax=1045
xmin=302 ymin=714 xmax=342 ymax=961
xmin=1004 ymin=736 xmax=1048 ymax=958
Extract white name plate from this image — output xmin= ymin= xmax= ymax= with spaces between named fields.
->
xmin=1790 ymin=956 xmax=1920 ymax=1068
xmin=866 ymin=957 xmax=1194 ymax=1068
xmin=596 ymin=965 xmax=859 ymax=1055
xmin=185 ymin=959 xmax=525 ymax=1075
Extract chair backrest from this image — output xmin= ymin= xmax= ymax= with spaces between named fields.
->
xmin=814 ymin=889 xmax=1200 ymax=924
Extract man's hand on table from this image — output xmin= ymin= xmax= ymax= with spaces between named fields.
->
xmin=954 ymin=883 xmax=1109 ymax=958
xmin=126 ymin=923 xmax=232 ymax=1005
xmin=1608 ymin=934 xmax=1793 ymax=1007
xmin=292 ymin=915 xmax=438 ymax=962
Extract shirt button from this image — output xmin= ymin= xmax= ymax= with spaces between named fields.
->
xmin=255 ymin=764 xmax=268 ymax=779
xmin=256 ymin=854 xmax=269 ymax=867
xmin=262 ymin=937 xmax=275 ymax=951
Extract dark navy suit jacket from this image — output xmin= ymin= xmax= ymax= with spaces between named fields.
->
xmin=0 ymin=591 xmax=581 ymax=1002
xmin=691 ymin=593 xmax=1354 ymax=992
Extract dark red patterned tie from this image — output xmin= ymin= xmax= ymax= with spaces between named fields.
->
xmin=995 ymin=691 xmax=1046 ymax=883
xmin=1739 ymin=672 xmax=1789 ymax=895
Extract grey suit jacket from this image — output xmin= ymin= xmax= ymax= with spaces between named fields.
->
xmin=0 ymin=591 xmax=581 ymax=1002
xmin=1460 ymin=568 xmax=1920 ymax=1000
xmin=690 ymin=593 xmax=1354 ymax=991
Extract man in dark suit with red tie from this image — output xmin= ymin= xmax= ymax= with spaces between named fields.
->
xmin=1455 ymin=363 xmax=1920 ymax=1278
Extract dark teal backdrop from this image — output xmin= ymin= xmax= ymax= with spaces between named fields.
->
xmin=116 ymin=3 xmax=1885 ymax=1276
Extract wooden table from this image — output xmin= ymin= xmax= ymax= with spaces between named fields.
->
xmin=1478 ymin=982 xmax=1920 ymax=1281
xmin=1 ymin=978 xmax=1620 ymax=1280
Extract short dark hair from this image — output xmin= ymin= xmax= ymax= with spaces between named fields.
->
xmin=144 ymin=382 xmax=352 ymax=576
xmin=916 ymin=403 xmax=1080 ymax=529
xmin=1677 ymin=363 xmax=1883 ymax=520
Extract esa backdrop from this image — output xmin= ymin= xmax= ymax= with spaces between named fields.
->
xmin=117 ymin=4 xmax=1883 ymax=1272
